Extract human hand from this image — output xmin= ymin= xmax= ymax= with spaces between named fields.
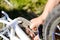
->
xmin=30 ymin=16 xmax=44 ymax=32
xmin=33 ymin=35 xmax=42 ymax=40
xmin=26 ymin=28 xmax=35 ymax=38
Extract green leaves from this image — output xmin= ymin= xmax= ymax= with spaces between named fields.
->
xmin=9 ymin=0 xmax=31 ymax=9
xmin=0 ymin=0 xmax=47 ymax=14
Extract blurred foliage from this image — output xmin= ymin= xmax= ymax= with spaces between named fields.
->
xmin=0 ymin=0 xmax=47 ymax=15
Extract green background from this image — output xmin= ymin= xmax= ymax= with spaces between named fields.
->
xmin=0 ymin=0 xmax=47 ymax=20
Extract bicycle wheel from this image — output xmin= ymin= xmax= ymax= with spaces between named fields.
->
xmin=43 ymin=4 xmax=60 ymax=40
xmin=0 ymin=20 xmax=9 ymax=40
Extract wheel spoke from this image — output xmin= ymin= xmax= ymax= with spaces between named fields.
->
xmin=57 ymin=25 xmax=60 ymax=30
xmin=0 ymin=34 xmax=9 ymax=40
xmin=55 ymin=33 xmax=60 ymax=36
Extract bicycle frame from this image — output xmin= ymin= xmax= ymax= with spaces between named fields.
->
xmin=0 ymin=11 xmax=31 ymax=40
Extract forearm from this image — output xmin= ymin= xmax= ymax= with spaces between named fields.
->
xmin=39 ymin=0 xmax=60 ymax=20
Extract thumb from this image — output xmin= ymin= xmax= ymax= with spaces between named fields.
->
xmin=30 ymin=23 xmax=35 ymax=30
xmin=30 ymin=23 xmax=38 ymax=32
xmin=30 ymin=19 xmax=37 ymax=29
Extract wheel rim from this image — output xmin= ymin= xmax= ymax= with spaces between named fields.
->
xmin=49 ymin=25 xmax=60 ymax=40
xmin=54 ymin=24 xmax=60 ymax=40
xmin=0 ymin=20 xmax=9 ymax=40
xmin=47 ymin=17 xmax=60 ymax=40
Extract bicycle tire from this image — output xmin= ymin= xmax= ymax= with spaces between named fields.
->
xmin=0 ymin=20 xmax=9 ymax=40
xmin=43 ymin=4 xmax=60 ymax=40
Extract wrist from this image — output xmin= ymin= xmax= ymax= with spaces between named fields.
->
xmin=40 ymin=11 xmax=49 ymax=20
xmin=38 ymin=15 xmax=46 ymax=21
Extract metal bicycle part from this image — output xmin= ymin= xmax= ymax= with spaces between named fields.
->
xmin=15 ymin=17 xmax=37 ymax=39
xmin=0 ymin=18 xmax=31 ymax=40
xmin=0 ymin=20 xmax=10 ymax=40
xmin=0 ymin=11 xmax=36 ymax=40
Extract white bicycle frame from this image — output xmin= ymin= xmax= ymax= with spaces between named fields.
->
xmin=0 ymin=11 xmax=31 ymax=40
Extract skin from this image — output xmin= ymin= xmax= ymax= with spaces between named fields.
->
xmin=30 ymin=0 xmax=60 ymax=40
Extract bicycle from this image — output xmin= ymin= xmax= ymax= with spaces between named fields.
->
xmin=0 ymin=11 xmax=36 ymax=40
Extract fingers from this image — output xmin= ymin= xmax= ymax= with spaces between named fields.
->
xmin=30 ymin=23 xmax=37 ymax=30
xmin=34 ymin=35 xmax=39 ymax=40
xmin=26 ymin=28 xmax=35 ymax=38
xmin=30 ymin=23 xmax=35 ymax=30
xmin=30 ymin=20 xmax=39 ymax=32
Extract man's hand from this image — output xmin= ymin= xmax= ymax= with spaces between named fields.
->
xmin=33 ymin=35 xmax=42 ymax=40
xmin=30 ymin=16 xmax=44 ymax=32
